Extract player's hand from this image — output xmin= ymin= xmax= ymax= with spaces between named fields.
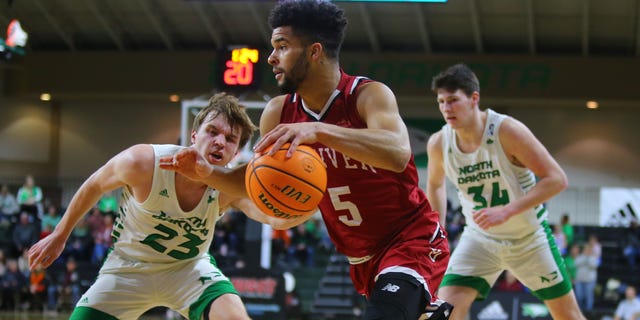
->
xmin=254 ymin=123 xmax=319 ymax=157
xmin=27 ymin=231 xmax=66 ymax=270
xmin=472 ymin=207 xmax=512 ymax=230
xmin=159 ymin=147 xmax=213 ymax=181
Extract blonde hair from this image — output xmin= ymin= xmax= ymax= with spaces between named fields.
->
xmin=191 ymin=92 xmax=257 ymax=148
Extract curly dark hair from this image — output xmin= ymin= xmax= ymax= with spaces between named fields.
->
xmin=268 ymin=0 xmax=347 ymax=59
xmin=431 ymin=63 xmax=480 ymax=96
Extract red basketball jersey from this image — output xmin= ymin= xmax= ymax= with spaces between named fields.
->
xmin=279 ymin=70 xmax=439 ymax=259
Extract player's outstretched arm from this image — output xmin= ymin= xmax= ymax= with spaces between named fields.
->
xmin=159 ymin=147 xmax=248 ymax=198
xmin=28 ymin=144 xmax=153 ymax=270
xmin=426 ymin=131 xmax=448 ymax=227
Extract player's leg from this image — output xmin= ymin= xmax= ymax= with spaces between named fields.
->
xmin=362 ymin=272 xmax=428 ymax=320
xmin=204 ymin=293 xmax=250 ymax=320
xmin=543 ymin=291 xmax=586 ymax=320
xmin=438 ymin=228 xmax=503 ymax=320
xmin=436 ymin=285 xmax=477 ymax=320
xmin=169 ymin=255 xmax=250 ymax=320
xmin=70 ymin=272 xmax=150 ymax=320
xmin=508 ymin=222 xmax=586 ymax=320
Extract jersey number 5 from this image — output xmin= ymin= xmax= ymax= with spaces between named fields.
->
xmin=328 ymin=186 xmax=363 ymax=227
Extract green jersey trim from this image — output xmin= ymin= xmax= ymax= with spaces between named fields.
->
xmin=440 ymin=274 xmax=492 ymax=300
xmin=70 ymin=306 xmax=118 ymax=320
xmin=531 ymin=220 xmax=573 ymax=300
xmin=188 ymin=280 xmax=239 ymax=320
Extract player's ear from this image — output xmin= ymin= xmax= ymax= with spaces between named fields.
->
xmin=310 ymin=43 xmax=322 ymax=59
xmin=190 ymin=130 xmax=197 ymax=145
xmin=471 ymin=91 xmax=480 ymax=106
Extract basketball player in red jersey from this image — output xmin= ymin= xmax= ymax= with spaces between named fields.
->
xmin=253 ymin=1 xmax=452 ymax=319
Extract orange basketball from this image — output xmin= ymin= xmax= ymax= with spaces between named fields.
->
xmin=245 ymin=143 xmax=327 ymax=220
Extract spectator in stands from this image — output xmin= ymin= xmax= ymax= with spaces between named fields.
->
xmin=0 ymin=250 xmax=6 ymax=278
xmin=41 ymin=204 xmax=62 ymax=235
xmin=60 ymin=257 xmax=82 ymax=309
xmin=271 ymin=228 xmax=291 ymax=267
xmin=91 ymin=214 xmax=113 ymax=265
xmin=445 ymin=208 xmax=465 ymax=251
xmin=40 ymin=224 xmax=54 ymax=241
xmin=1 ymin=259 xmax=27 ymax=310
xmin=564 ymin=244 xmax=580 ymax=284
xmin=12 ymin=212 xmax=39 ymax=257
xmin=29 ymin=263 xmax=47 ymax=311
xmin=553 ymin=224 xmax=568 ymax=256
xmin=623 ymin=221 xmax=640 ymax=269
xmin=65 ymin=216 xmax=93 ymax=261
xmin=313 ymin=214 xmax=334 ymax=253
xmin=574 ymin=243 xmax=599 ymax=312
xmin=561 ymin=213 xmax=575 ymax=248
xmin=287 ymin=223 xmax=317 ymax=268
xmin=97 ymin=190 xmax=118 ymax=216
xmin=86 ymin=206 xmax=105 ymax=236
xmin=213 ymin=210 xmax=240 ymax=258
xmin=0 ymin=184 xmax=19 ymax=224
xmin=46 ymin=257 xmax=82 ymax=312
xmin=17 ymin=174 xmax=43 ymax=223
xmin=588 ymin=233 xmax=602 ymax=266
xmin=495 ymin=270 xmax=525 ymax=292
xmin=17 ymin=248 xmax=31 ymax=278
xmin=614 ymin=285 xmax=640 ymax=320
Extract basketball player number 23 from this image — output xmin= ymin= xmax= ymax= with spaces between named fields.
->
xmin=141 ymin=224 xmax=205 ymax=260
xmin=328 ymin=186 xmax=363 ymax=227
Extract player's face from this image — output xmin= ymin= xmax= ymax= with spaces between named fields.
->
xmin=191 ymin=112 xmax=241 ymax=166
xmin=436 ymin=88 xmax=478 ymax=129
xmin=268 ymin=26 xmax=311 ymax=94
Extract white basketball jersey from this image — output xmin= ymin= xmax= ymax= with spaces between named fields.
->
xmin=442 ymin=109 xmax=546 ymax=240
xmin=111 ymin=144 xmax=222 ymax=263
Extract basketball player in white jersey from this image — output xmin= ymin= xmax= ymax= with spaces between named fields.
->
xmin=27 ymin=93 xmax=286 ymax=320
xmin=426 ymin=63 xmax=586 ymax=320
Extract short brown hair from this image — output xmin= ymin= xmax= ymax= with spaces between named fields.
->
xmin=431 ymin=63 xmax=480 ymax=97
xmin=191 ymin=92 xmax=257 ymax=148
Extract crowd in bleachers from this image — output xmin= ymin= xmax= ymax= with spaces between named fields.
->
xmin=0 ymin=175 xmax=114 ymax=314
xmin=210 ymin=208 xmax=333 ymax=272
xmin=1 ymin=173 xmax=638 ymax=318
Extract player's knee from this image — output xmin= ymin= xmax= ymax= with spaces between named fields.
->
xmin=363 ymin=272 xmax=427 ymax=320
xmin=203 ymin=296 xmax=251 ymax=320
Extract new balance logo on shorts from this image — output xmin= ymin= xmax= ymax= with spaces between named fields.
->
xmin=381 ymin=283 xmax=400 ymax=293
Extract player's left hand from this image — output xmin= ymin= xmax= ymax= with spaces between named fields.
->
xmin=472 ymin=207 xmax=512 ymax=230
xmin=254 ymin=122 xmax=319 ymax=157
xmin=159 ymin=147 xmax=213 ymax=181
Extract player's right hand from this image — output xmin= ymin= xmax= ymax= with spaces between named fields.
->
xmin=159 ymin=147 xmax=213 ymax=182
xmin=27 ymin=231 xmax=67 ymax=270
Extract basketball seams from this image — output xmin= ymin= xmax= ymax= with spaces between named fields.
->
xmin=250 ymin=172 xmax=316 ymax=213
xmin=252 ymin=163 xmax=325 ymax=193
xmin=245 ymin=143 xmax=327 ymax=219
xmin=274 ymin=146 xmax=323 ymax=163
